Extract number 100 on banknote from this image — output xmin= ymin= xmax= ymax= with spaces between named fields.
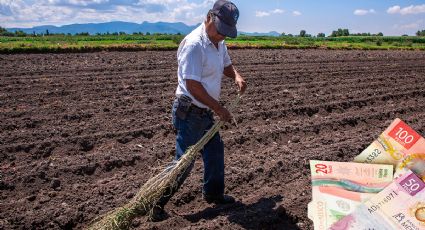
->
xmin=354 ymin=118 xmax=425 ymax=180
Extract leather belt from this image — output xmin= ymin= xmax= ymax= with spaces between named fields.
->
xmin=189 ymin=104 xmax=211 ymax=115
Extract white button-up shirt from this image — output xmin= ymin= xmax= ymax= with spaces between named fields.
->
xmin=175 ymin=23 xmax=232 ymax=109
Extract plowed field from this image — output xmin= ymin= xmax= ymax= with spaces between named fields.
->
xmin=1 ymin=49 xmax=425 ymax=229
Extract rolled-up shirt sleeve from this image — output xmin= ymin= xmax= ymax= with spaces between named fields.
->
xmin=178 ymin=44 xmax=203 ymax=81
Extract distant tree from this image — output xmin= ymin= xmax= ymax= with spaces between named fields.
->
xmin=2 ymin=31 xmax=12 ymax=36
xmin=416 ymin=30 xmax=425 ymax=36
xmin=402 ymin=34 xmax=409 ymax=37
xmin=0 ymin=26 xmax=16 ymax=36
xmin=287 ymin=34 xmax=293 ymax=37
xmin=280 ymin=32 xmax=286 ymax=36
xmin=330 ymin=28 xmax=350 ymax=37
xmin=46 ymin=29 xmax=49 ymax=36
xmin=119 ymin=31 xmax=126 ymax=35
xmin=112 ymin=32 xmax=119 ymax=35
xmin=0 ymin=26 xmax=7 ymax=34
xmin=76 ymin=32 xmax=89 ymax=36
xmin=15 ymin=30 xmax=27 ymax=37
xmin=377 ymin=32 xmax=383 ymax=36
xmin=299 ymin=30 xmax=306 ymax=37
xmin=146 ymin=32 xmax=151 ymax=35
xmin=317 ymin=33 xmax=325 ymax=38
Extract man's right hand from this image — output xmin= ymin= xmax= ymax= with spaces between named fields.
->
xmin=187 ymin=79 xmax=233 ymax=122
xmin=215 ymin=105 xmax=232 ymax=122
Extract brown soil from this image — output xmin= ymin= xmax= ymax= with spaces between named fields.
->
xmin=1 ymin=49 xmax=425 ymax=230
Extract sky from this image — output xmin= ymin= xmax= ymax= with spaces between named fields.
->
xmin=0 ymin=0 xmax=424 ymax=36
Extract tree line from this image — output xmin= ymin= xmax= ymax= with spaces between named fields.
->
xmin=0 ymin=26 xmax=180 ymax=37
xmin=282 ymin=28 xmax=425 ymax=38
xmin=281 ymin=28 xmax=386 ymax=38
xmin=1 ymin=26 xmax=425 ymax=37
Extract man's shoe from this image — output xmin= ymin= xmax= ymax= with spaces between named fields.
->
xmin=148 ymin=206 xmax=169 ymax=222
xmin=203 ymin=194 xmax=235 ymax=204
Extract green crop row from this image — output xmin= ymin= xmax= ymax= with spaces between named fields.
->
xmin=1 ymin=35 xmax=424 ymax=53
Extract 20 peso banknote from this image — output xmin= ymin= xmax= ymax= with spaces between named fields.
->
xmin=308 ymin=160 xmax=394 ymax=230
xmin=330 ymin=169 xmax=425 ymax=230
xmin=354 ymin=118 xmax=425 ymax=181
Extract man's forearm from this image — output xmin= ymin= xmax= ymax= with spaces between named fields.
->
xmin=186 ymin=79 xmax=232 ymax=121
xmin=223 ymin=64 xmax=237 ymax=79
xmin=223 ymin=64 xmax=247 ymax=94
xmin=186 ymin=79 xmax=221 ymax=111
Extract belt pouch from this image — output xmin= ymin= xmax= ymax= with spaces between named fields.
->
xmin=176 ymin=95 xmax=192 ymax=120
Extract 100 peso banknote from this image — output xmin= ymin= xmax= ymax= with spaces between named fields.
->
xmin=354 ymin=118 xmax=425 ymax=181
xmin=330 ymin=169 xmax=425 ymax=230
xmin=308 ymin=160 xmax=394 ymax=230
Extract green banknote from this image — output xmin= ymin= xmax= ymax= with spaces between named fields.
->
xmin=308 ymin=160 xmax=393 ymax=230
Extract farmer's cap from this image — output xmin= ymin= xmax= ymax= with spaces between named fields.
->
xmin=210 ymin=0 xmax=239 ymax=38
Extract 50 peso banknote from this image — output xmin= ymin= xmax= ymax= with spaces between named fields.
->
xmin=354 ymin=118 xmax=425 ymax=181
xmin=330 ymin=169 xmax=425 ymax=230
xmin=308 ymin=160 xmax=394 ymax=230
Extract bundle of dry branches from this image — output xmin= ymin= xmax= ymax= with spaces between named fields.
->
xmin=87 ymin=95 xmax=241 ymax=230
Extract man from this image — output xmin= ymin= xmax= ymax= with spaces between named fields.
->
xmin=150 ymin=0 xmax=246 ymax=221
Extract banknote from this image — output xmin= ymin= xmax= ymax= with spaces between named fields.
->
xmin=308 ymin=160 xmax=394 ymax=230
xmin=353 ymin=118 xmax=425 ymax=180
xmin=330 ymin=170 xmax=425 ymax=230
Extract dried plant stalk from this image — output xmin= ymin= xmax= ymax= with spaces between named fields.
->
xmin=87 ymin=95 xmax=241 ymax=230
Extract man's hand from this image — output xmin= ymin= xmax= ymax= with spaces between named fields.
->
xmin=186 ymin=79 xmax=232 ymax=122
xmin=235 ymin=74 xmax=246 ymax=95
xmin=215 ymin=105 xmax=232 ymax=122
xmin=224 ymin=64 xmax=247 ymax=95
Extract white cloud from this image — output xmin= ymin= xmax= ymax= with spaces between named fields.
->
xmin=0 ymin=0 xmax=214 ymax=27
xmin=292 ymin=10 xmax=301 ymax=16
xmin=255 ymin=11 xmax=270 ymax=17
xmin=354 ymin=9 xmax=375 ymax=16
xmin=68 ymin=0 xmax=109 ymax=6
xmin=255 ymin=8 xmax=284 ymax=18
xmin=272 ymin=9 xmax=284 ymax=14
xmin=46 ymin=0 xmax=110 ymax=7
xmin=387 ymin=5 xmax=400 ymax=14
xmin=387 ymin=4 xmax=425 ymax=15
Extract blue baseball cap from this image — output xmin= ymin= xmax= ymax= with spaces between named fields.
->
xmin=211 ymin=0 xmax=239 ymax=38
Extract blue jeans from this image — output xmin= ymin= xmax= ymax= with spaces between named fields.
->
xmin=172 ymin=99 xmax=225 ymax=196
xmin=156 ymin=99 xmax=225 ymax=208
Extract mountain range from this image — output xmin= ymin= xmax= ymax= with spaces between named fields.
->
xmin=6 ymin=21 xmax=280 ymax=36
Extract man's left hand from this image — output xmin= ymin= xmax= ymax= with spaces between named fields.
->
xmin=235 ymin=74 xmax=247 ymax=95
